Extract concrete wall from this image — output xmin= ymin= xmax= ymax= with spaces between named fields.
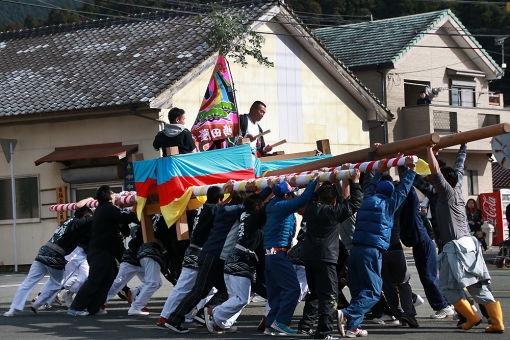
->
xmin=0 ymin=114 xmax=158 ymax=266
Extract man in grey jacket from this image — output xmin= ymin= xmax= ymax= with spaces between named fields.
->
xmin=427 ymin=144 xmax=504 ymax=333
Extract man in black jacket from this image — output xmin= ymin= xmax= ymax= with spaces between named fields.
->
xmin=301 ymin=168 xmax=362 ymax=340
xmin=70 ymin=185 xmax=138 ymax=316
xmin=153 ymin=107 xmax=196 ymax=156
xmin=239 ymin=101 xmax=272 ymax=157
xmin=3 ymin=200 xmax=94 ymax=318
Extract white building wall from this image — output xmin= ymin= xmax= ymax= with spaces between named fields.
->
xmin=0 ymin=115 xmax=158 ymax=265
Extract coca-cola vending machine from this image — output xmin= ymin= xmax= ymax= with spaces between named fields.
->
xmin=479 ymin=189 xmax=510 ymax=246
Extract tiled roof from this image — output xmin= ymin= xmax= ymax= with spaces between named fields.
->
xmin=492 ymin=162 xmax=510 ymax=190
xmin=313 ymin=10 xmax=501 ymax=72
xmin=0 ymin=1 xmax=274 ymax=117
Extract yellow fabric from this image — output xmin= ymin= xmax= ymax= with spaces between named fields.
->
xmin=188 ymin=197 xmax=205 ymax=210
xmin=160 ymin=187 xmax=194 ymax=228
xmin=416 ymin=159 xmax=431 ymax=176
xmin=136 ymin=196 xmax=147 ymax=221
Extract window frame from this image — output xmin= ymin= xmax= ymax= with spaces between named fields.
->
xmin=450 ymin=78 xmax=476 ymax=108
xmin=0 ymin=174 xmax=41 ymax=224
xmin=467 ymin=170 xmax=479 ymax=196
xmin=70 ymin=181 xmax=124 ymax=203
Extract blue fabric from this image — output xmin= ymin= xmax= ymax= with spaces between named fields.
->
xmin=353 ymin=170 xmax=416 ymax=250
xmin=413 ymin=238 xmax=449 ymax=310
xmin=264 ymin=180 xmax=317 ymax=249
xmin=265 ymin=251 xmax=301 ymax=326
xmin=254 ymin=155 xmax=332 ymax=177
xmin=156 ymin=144 xmax=254 ymax=183
xmin=132 ymin=158 xmax=157 ymax=182
xmin=343 ymin=245 xmax=382 ymax=330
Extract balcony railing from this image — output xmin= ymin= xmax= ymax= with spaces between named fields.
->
xmin=400 ymin=104 xmax=510 ymax=151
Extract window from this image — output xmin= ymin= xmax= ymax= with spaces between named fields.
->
xmin=478 ymin=114 xmax=500 ymax=128
xmin=0 ymin=176 xmax=40 ymax=222
xmin=404 ymin=80 xmax=430 ymax=106
xmin=450 ymin=79 xmax=476 ymax=107
xmin=489 ymin=94 xmax=501 ymax=106
xmin=433 ymin=110 xmax=457 ymax=134
xmin=467 ymin=170 xmax=479 ymax=196
xmin=451 ymin=87 xmax=475 ymax=107
xmin=70 ymin=182 xmax=123 ymax=202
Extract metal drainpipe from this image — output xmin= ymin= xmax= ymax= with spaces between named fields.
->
xmin=376 ymin=66 xmax=388 ymax=144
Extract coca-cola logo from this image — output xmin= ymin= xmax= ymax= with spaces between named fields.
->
xmin=481 ymin=195 xmax=497 ymax=228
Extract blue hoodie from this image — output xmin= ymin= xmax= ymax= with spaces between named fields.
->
xmin=353 ymin=171 xmax=416 ymax=250
xmin=264 ymin=179 xmax=317 ymax=249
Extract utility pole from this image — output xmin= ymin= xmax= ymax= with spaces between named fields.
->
xmin=495 ymin=37 xmax=507 ymax=73
xmin=0 ymin=139 xmax=18 ymax=272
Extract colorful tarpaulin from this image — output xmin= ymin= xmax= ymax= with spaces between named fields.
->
xmin=132 ymin=158 xmax=157 ymax=220
xmin=191 ymin=54 xmax=239 ymax=151
xmin=133 ymin=144 xmax=255 ymax=227
xmin=255 ymin=155 xmax=332 ymax=177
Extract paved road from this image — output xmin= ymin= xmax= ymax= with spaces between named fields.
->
xmin=0 ymin=252 xmax=508 ymax=339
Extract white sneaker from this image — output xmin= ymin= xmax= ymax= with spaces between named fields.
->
xmin=3 ymin=309 xmax=21 ymax=317
xmin=414 ymin=294 xmax=424 ymax=307
xmin=430 ymin=305 xmax=455 ymax=319
xmin=372 ymin=314 xmax=399 ymax=325
xmin=95 ymin=309 xmax=107 ymax=316
xmin=252 ymin=294 xmax=267 ymax=303
xmin=38 ymin=303 xmax=51 ymax=311
xmin=345 ymin=328 xmax=368 ymax=337
xmin=63 ymin=290 xmax=74 ymax=308
xmin=52 ymin=293 xmax=63 ymax=306
xmin=128 ymin=307 xmax=149 ymax=316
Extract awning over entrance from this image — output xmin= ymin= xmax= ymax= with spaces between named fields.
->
xmin=35 ymin=142 xmax=138 ymax=166
xmin=446 ymin=68 xmax=486 ymax=78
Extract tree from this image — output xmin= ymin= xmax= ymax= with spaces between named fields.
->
xmin=24 ymin=14 xmax=38 ymax=29
xmin=197 ymin=7 xmax=274 ymax=68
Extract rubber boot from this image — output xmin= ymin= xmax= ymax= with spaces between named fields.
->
xmin=484 ymin=301 xmax=505 ymax=333
xmin=453 ymin=298 xmax=481 ymax=330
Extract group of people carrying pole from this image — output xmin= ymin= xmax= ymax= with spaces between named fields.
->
xmin=3 ymin=103 xmax=505 ymax=339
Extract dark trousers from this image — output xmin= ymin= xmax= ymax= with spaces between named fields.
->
xmin=303 ymin=261 xmax=338 ymax=339
xmin=265 ymin=251 xmax=301 ymax=327
xmin=381 ymin=249 xmax=415 ymax=318
xmin=167 ymin=252 xmax=226 ymax=326
xmin=298 ymin=294 xmax=318 ymax=331
xmin=413 ymin=239 xmax=449 ymax=310
xmin=72 ymin=249 xmax=114 ymax=315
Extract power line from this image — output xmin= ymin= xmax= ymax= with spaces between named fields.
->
xmin=3 ymin=0 xmax=510 ymax=40
xmin=0 ymin=0 xmax=506 ymax=70
xmin=415 ymin=0 xmax=506 ymax=4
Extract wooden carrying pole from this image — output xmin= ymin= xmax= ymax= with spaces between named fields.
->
xmin=404 ymin=123 xmax=510 ymax=155
xmin=264 ymin=133 xmax=440 ymax=176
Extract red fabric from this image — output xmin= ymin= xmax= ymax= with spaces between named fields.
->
xmin=158 ymin=169 xmax=255 ymax=205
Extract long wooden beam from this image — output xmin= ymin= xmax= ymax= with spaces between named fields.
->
xmin=264 ymin=133 xmax=440 ymax=176
xmin=404 ymin=123 xmax=510 ymax=155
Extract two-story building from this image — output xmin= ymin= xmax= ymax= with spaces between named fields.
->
xmin=0 ymin=1 xmax=391 ymax=267
xmin=315 ymin=9 xmax=508 ymax=199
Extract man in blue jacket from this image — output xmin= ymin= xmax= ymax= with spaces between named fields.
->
xmin=338 ymin=157 xmax=416 ymax=338
xmin=264 ymin=172 xmax=321 ymax=335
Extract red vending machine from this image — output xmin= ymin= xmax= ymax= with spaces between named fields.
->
xmin=479 ymin=189 xmax=510 ymax=246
